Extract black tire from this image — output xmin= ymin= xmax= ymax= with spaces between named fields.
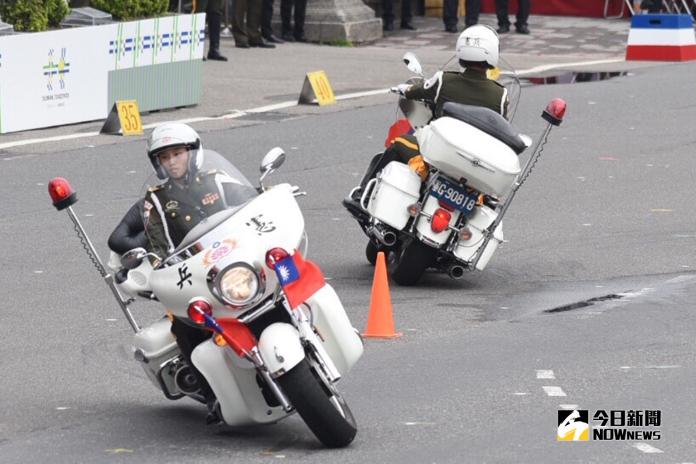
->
xmin=365 ymin=241 xmax=379 ymax=265
xmin=277 ymin=359 xmax=357 ymax=448
xmin=389 ymin=240 xmax=434 ymax=286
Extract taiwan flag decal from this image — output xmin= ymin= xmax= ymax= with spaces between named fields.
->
xmin=274 ymin=251 xmax=325 ymax=309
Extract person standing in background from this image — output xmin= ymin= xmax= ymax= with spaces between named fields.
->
xmin=195 ymin=0 xmax=228 ymax=60
xmin=233 ymin=0 xmax=276 ymax=48
xmin=443 ymin=0 xmax=459 ymax=32
xmin=261 ymin=0 xmax=285 ymax=43
xmin=280 ymin=0 xmax=308 ymax=41
xmin=382 ymin=0 xmax=416 ymax=32
xmin=495 ymin=0 xmax=530 ymax=34
xmin=464 ymin=0 xmax=480 ymax=28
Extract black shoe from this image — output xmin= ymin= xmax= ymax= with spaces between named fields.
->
xmin=281 ymin=33 xmax=295 ymax=42
xmin=205 ymin=400 xmax=223 ymax=425
xmin=400 ymin=22 xmax=417 ymax=30
xmin=342 ymin=197 xmax=369 ymax=222
xmin=515 ymin=24 xmax=530 ymax=34
xmin=250 ymin=40 xmax=276 ymax=48
xmin=264 ymin=34 xmax=284 ymax=44
xmin=383 ymin=21 xmax=394 ymax=32
xmin=497 ymin=24 xmax=510 ymax=33
xmin=294 ymin=35 xmax=308 ymax=43
xmin=207 ymin=49 xmax=228 ymax=61
xmin=445 ymin=25 xmax=458 ymax=33
xmin=235 ymin=42 xmax=250 ymax=49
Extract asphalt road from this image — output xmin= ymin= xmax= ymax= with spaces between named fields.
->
xmin=1 ymin=62 xmax=695 ymax=463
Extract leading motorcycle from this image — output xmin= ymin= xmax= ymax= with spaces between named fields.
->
xmin=343 ymin=52 xmax=566 ymax=286
xmin=48 ymin=148 xmax=364 ymax=448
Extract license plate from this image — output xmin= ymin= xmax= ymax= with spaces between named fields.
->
xmin=430 ymin=177 xmax=478 ymax=215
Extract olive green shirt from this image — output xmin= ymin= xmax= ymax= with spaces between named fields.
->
xmin=144 ymin=170 xmax=256 ymax=259
xmin=405 ymin=69 xmax=509 ymax=119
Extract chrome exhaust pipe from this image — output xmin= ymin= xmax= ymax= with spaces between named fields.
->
xmin=372 ymin=224 xmax=397 ymax=247
xmin=448 ymin=265 xmax=465 ymax=280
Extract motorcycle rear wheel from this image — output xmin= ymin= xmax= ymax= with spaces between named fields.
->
xmin=277 ymin=359 xmax=357 ymax=448
xmin=389 ymin=240 xmax=434 ymax=286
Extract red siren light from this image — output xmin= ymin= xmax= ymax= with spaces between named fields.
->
xmin=187 ymin=299 xmax=213 ymax=325
xmin=48 ymin=177 xmax=77 ymax=210
xmin=542 ymin=99 xmax=567 ymax=126
xmin=265 ymin=247 xmax=290 ymax=270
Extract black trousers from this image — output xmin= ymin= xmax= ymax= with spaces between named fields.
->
xmin=196 ymin=0 xmax=223 ymax=52
xmin=359 ymin=136 xmax=419 ymax=190
xmin=495 ymin=0 xmax=530 ymax=27
xmin=281 ymin=0 xmax=307 ymax=38
xmin=261 ymin=0 xmax=274 ymax=38
xmin=382 ymin=0 xmax=412 ymax=26
xmin=443 ymin=0 xmax=458 ymax=28
xmin=464 ymin=0 xmax=480 ymax=27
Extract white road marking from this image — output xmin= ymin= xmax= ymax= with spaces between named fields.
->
xmin=56 ymin=406 xmax=70 ymax=410
xmin=513 ymin=58 xmax=625 ymax=76
xmin=542 ymin=386 xmax=567 ymax=397
xmin=34 ymin=270 xmax=44 ymax=274
xmin=106 ymin=318 xmax=118 ymax=322
xmin=500 ymin=306 xmax=509 ymax=309
xmin=0 ymin=57 xmax=626 ymax=150
xmin=582 ymin=223 xmax=592 ymax=226
xmin=536 ymin=370 xmax=555 ymax=380
xmin=404 ymin=421 xmax=435 ymax=426
xmin=620 ymin=365 xmax=680 ymax=370
xmin=84 ymin=213 xmax=94 ymax=217
xmin=632 ymin=443 xmax=663 ymax=454
xmin=559 ymin=404 xmax=578 ymax=410
xmin=513 ymin=392 xmax=529 ymax=396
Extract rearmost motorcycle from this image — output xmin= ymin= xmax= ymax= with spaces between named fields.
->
xmin=48 ymin=148 xmax=363 ymax=448
xmin=343 ymin=52 xmax=567 ymax=286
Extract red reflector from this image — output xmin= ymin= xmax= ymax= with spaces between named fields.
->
xmin=437 ymin=200 xmax=455 ymax=212
xmin=265 ymin=247 xmax=290 ymax=269
xmin=187 ymin=299 xmax=213 ymax=324
xmin=431 ymin=208 xmax=451 ymax=233
xmin=48 ymin=177 xmax=77 ymax=210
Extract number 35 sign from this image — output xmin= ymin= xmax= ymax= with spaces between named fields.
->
xmin=100 ymin=100 xmax=144 ymax=135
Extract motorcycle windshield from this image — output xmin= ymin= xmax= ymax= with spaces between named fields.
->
xmin=140 ymin=149 xmax=259 ymax=263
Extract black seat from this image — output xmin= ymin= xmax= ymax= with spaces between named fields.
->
xmin=108 ymin=199 xmax=149 ymax=254
xmin=441 ymin=102 xmax=528 ymax=154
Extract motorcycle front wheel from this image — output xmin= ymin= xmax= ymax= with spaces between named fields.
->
xmin=277 ymin=359 xmax=357 ymax=448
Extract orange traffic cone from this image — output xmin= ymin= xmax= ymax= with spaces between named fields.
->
xmin=363 ymin=251 xmax=402 ymax=339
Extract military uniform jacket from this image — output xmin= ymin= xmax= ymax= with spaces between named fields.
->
xmin=144 ymin=170 xmax=257 ymax=259
xmin=405 ymin=69 xmax=509 ymax=119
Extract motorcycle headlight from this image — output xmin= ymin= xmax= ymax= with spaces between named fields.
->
xmin=216 ymin=264 xmax=260 ymax=306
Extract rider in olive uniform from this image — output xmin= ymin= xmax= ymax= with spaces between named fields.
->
xmin=143 ymin=123 xmax=256 ymax=261
xmin=345 ymin=25 xmax=508 ymax=206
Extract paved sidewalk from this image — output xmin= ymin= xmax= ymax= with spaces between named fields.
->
xmin=0 ymin=13 xmax=659 ymax=154
xmin=377 ymin=14 xmax=629 ymax=59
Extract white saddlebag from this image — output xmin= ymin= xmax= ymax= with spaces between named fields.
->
xmin=418 ymin=117 xmax=521 ymax=197
xmin=132 ymin=317 xmax=180 ymax=391
xmin=365 ymin=161 xmax=421 ymax=230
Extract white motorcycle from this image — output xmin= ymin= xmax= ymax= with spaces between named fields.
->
xmin=48 ymin=148 xmax=364 ymax=448
xmin=344 ymin=52 xmax=567 ymax=286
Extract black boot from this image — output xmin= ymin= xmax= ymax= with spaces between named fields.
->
xmin=207 ymin=12 xmax=228 ymax=61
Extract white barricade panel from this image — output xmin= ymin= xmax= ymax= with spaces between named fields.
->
xmin=0 ymin=13 xmax=205 ymax=134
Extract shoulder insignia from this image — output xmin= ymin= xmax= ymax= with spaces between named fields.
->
xmin=424 ymin=71 xmax=444 ymax=90
xmin=148 ymin=185 xmax=164 ymax=193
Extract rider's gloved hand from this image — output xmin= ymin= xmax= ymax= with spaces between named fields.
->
xmin=390 ymin=84 xmax=411 ymax=96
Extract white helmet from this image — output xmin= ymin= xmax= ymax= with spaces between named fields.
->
xmin=456 ymin=25 xmax=499 ymax=68
xmin=146 ymin=123 xmax=204 ymax=180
